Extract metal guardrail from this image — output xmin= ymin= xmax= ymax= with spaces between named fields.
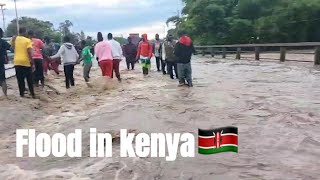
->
xmin=195 ymin=42 xmax=320 ymax=65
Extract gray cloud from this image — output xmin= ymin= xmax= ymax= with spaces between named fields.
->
xmin=3 ymin=0 xmax=181 ymax=34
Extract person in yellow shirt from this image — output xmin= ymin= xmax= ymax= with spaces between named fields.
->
xmin=11 ymin=27 xmax=35 ymax=98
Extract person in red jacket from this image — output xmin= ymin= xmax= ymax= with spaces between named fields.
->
xmin=136 ymin=34 xmax=152 ymax=75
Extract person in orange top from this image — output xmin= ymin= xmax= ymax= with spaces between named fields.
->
xmin=28 ymin=30 xmax=45 ymax=87
xmin=136 ymin=34 xmax=152 ymax=75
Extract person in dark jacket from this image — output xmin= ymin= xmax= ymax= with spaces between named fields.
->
xmin=123 ymin=37 xmax=137 ymax=70
xmin=162 ymin=34 xmax=178 ymax=79
xmin=174 ymin=31 xmax=195 ymax=87
xmin=0 ymin=28 xmax=10 ymax=96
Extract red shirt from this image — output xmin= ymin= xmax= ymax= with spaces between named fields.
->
xmin=137 ymin=41 xmax=152 ymax=58
xmin=32 ymin=38 xmax=44 ymax=59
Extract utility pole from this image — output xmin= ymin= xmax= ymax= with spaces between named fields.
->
xmin=14 ymin=0 xmax=19 ymax=35
xmin=0 ymin=4 xmax=6 ymax=31
xmin=176 ymin=0 xmax=180 ymax=18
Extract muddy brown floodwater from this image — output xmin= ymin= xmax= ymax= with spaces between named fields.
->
xmin=0 ymin=56 xmax=319 ymax=180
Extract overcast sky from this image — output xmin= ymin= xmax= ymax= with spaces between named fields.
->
xmin=1 ymin=0 xmax=182 ymax=38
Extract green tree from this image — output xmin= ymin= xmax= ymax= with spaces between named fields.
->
xmin=6 ymin=17 xmax=55 ymax=38
xmin=59 ymin=20 xmax=73 ymax=36
xmin=114 ymin=37 xmax=127 ymax=45
xmin=80 ymin=31 xmax=86 ymax=40
xmin=170 ymin=0 xmax=320 ymax=44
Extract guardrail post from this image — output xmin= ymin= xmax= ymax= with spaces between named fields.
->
xmin=202 ymin=48 xmax=206 ymax=56
xmin=236 ymin=48 xmax=241 ymax=60
xmin=280 ymin=47 xmax=286 ymax=62
xmin=211 ymin=48 xmax=215 ymax=57
xmin=255 ymin=47 xmax=260 ymax=60
xmin=314 ymin=46 xmax=320 ymax=65
xmin=222 ymin=48 xmax=226 ymax=58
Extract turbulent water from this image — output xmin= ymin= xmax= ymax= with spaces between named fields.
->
xmin=0 ymin=56 xmax=319 ymax=180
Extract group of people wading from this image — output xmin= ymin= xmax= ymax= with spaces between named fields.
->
xmin=0 ymin=26 xmax=195 ymax=98
xmin=133 ymin=31 xmax=195 ymax=86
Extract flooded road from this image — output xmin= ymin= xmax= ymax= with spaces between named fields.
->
xmin=0 ymin=56 xmax=319 ymax=180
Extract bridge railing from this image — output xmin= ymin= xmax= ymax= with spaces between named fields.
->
xmin=195 ymin=42 xmax=320 ymax=65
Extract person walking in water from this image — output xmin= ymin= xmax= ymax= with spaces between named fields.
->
xmin=94 ymin=32 xmax=113 ymax=78
xmin=153 ymin=34 xmax=165 ymax=74
xmin=78 ymin=40 xmax=93 ymax=82
xmin=0 ymin=28 xmax=11 ymax=96
xmin=108 ymin=33 xmax=123 ymax=82
xmin=11 ymin=27 xmax=35 ymax=98
xmin=174 ymin=31 xmax=195 ymax=87
xmin=123 ymin=37 xmax=137 ymax=70
xmin=43 ymin=37 xmax=59 ymax=75
xmin=28 ymin=30 xmax=45 ymax=87
xmin=136 ymin=34 xmax=152 ymax=76
xmin=50 ymin=36 xmax=79 ymax=89
xmin=163 ymin=34 xmax=178 ymax=79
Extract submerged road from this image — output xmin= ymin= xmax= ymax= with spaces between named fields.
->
xmin=0 ymin=56 xmax=319 ymax=179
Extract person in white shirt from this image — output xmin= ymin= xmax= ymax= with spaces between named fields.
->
xmin=108 ymin=33 xmax=123 ymax=82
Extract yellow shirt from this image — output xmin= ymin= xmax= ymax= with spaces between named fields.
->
xmin=12 ymin=36 xmax=33 ymax=67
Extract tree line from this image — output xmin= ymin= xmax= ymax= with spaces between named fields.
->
xmin=167 ymin=0 xmax=320 ymax=45
xmin=5 ymin=17 xmax=129 ymax=46
xmin=5 ymin=17 xmax=95 ymax=45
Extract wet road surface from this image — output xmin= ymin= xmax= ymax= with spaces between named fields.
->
xmin=0 ymin=56 xmax=319 ymax=180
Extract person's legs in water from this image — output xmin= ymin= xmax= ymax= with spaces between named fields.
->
xmin=161 ymin=59 xmax=167 ymax=75
xmin=33 ymin=59 xmax=44 ymax=87
xmin=185 ymin=62 xmax=193 ymax=87
xmin=63 ymin=65 xmax=70 ymax=89
xmin=69 ymin=65 xmax=75 ymax=86
xmin=126 ymin=59 xmax=130 ymax=70
xmin=173 ymin=62 xmax=179 ymax=79
xmin=99 ymin=60 xmax=113 ymax=78
xmin=25 ymin=67 xmax=35 ymax=98
xmin=155 ymin=57 xmax=161 ymax=71
xmin=38 ymin=60 xmax=44 ymax=86
xmin=33 ymin=60 xmax=39 ymax=86
xmin=145 ymin=58 xmax=151 ymax=75
xmin=166 ymin=60 xmax=170 ymax=75
xmin=141 ymin=58 xmax=147 ymax=76
xmin=167 ymin=61 xmax=174 ymax=79
xmin=99 ymin=61 xmax=106 ymax=76
xmin=142 ymin=66 xmax=148 ymax=75
xmin=0 ymin=81 xmax=7 ymax=96
xmin=126 ymin=62 xmax=130 ymax=70
xmin=88 ymin=68 xmax=91 ymax=79
xmin=51 ymin=59 xmax=60 ymax=75
xmin=113 ymin=59 xmax=121 ymax=82
xmin=43 ymin=59 xmax=49 ymax=76
xmin=177 ymin=63 xmax=186 ymax=86
xmin=83 ymin=62 xmax=92 ymax=82
xmin=106 ymin=61 xmax=113 ymax=78
xmin=0 ymin=64 xmax=7 ymax=96
xmin=15 ymin=66 xmax=26 ymax=97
